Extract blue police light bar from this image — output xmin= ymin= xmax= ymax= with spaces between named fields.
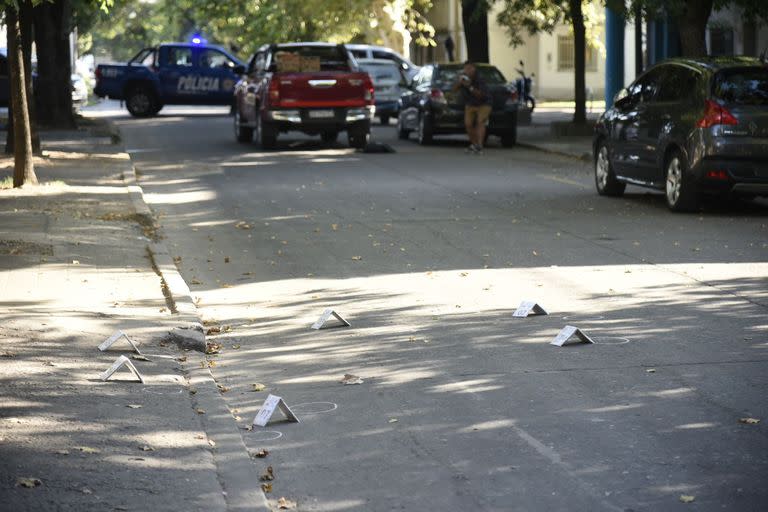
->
xmin=190 ymin=33 xmax=207 ymax=45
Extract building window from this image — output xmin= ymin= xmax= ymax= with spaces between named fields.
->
xmin=557 ymin=35 xmax=599 ymax=72
xmin=709 ymin=27 xmax=734 ymax=56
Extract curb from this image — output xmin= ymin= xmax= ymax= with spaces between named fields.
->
xmin=111 ymin=119 xmax=271 ymax=512
xmin=516 ymin=141 xmax=593 ymax=162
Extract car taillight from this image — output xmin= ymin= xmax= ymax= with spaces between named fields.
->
xmin=508 ymin=88 xmax=519 ymax=103
xmin=697 ymin=99 xmax=738 ymax=128
xmin=364 ymin=78 xmax=374 ymax=104
xmin=268 ymin=81 xmax=280 ymax=107
xmin=95 ymin=67 xmax=101 ymax=80
xmin=431 ymin=89 xmax=446 ymax=105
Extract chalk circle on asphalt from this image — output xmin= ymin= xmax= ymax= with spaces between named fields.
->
xmin=561 ymin=315 xmax=606 ymax=322
xmin=592 ymin=337 xmax=630 ymax=345
xmin=249 ymin=430 xmax=283 ymax=441
xmin=290 ymin=402 xmax=338 ymax=415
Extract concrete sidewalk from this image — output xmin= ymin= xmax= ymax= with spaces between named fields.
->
xmin=0 ymin=126 xmax=266 ymax=511
xmin=517 ymin=109 xmax=598 ymax=161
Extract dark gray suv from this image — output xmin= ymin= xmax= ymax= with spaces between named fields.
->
xmin=594 ymin=57 xmax=768 ymax=211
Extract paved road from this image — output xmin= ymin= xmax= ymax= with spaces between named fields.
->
xmin=106 ymin=103 xmax=768 ymax=511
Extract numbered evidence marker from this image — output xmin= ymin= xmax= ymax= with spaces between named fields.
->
xmin=311 ymin=309 xmax=351 ymax=330
xmin=252 ymin=394 xmax=300 ymax=427
xmin=512 ymin=301 xmax=548 ymax=318
xmin=100 ymin=355 xmax=145 ymax=383
xmin=98 ymin=330 xmax=142 ymax=355
xmin=550 ymin=325 xmax=595 ymax=347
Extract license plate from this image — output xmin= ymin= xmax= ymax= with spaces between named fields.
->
xmin=308 ymin=110 xmax=334 ymax=119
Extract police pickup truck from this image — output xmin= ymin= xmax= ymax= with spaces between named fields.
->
xmin=94 ymin=42 xmax=244 ymax=117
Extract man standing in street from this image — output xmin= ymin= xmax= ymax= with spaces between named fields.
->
xmin=453 ymin=61 xmax=491 ymax=154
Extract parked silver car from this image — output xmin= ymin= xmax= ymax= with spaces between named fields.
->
xmin=358 ymin=58 xmax=408 ymax=125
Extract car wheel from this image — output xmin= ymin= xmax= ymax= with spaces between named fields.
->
xmin=594 ymin=142 xmax=626 ymax=196
xmin=321 ymin=131 xmax=339 ymax=144
xmin=125 ymin=86 xmax=157 ymax=118
xmin=417 ymin=113 xmax=433 ymax=145
xmin=665 ymin=150 xmax=699 ymax=212
xmin=397 ymin=115 xmax=410 ymax=140
xmin=380 ymin=115 xmax=390 ymax=126
xmin=256 ymin=113 xmax=277 ymax=150
xmin=348 ymin=124 xmax=370 ymax=149
xmin=234 ymin=109 xmax=253 ymax=143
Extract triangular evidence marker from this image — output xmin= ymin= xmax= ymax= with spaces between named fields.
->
xmin=100 ymin=355 xmax=145 ymax=383
xmin=98 ymin=330 xmax=142 ymax=354
xmin=550 ymin=325 xmax=595 ymax=347
xmin=512 ymin=301 xmax=548 ymax=318
xmin=252 ymin=394 xmax=300 ymax=427
xmin=311 ymin=309 xmax=351 ymax=330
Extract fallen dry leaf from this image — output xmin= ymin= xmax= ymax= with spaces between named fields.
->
xmin=126 ymin=404 xmax=142 ymax=409
xmin=139 ymin=445 xmax=155 ymax=452
xmin=190 ymin=279 xmax=203 ymax=285
xmin=206 ymin=326 xmax=221 ymax=335
xmin=206 ymin=342 xmax=222 ymax=354
xmin=131 ymin=355 xmax=150 ymax=362
xmin=231 ymin=344 xmax=241 ymax=350
xmin=217 ymin=385 xmax=230 ymax=393
xmin=76 ymin=446 xmax=101 ymax=454
xmin=0 ymin=351 xmax=17 ymax=358
xmin=351 ymin=255 xmax=362 ymax=261
xmin=235 ymin=221 xmax=252 ymax=230
xmin=251 ymin=383 xmax=266 ymax=392
xmin=208 ymin=439 xmax=216 ymax=447
xmin=255 ymin=448 xmax=269 ymax=458
xmin=224 ymin=256 xmax=230 ymax=263
xmin=261 ymin=483 xmax=273 ymax=493
xmin=739 ymin=417 xmax=760 ymax=425
xmin=195 ymin=408 xmax=206 ymax=415
xmin=54 ymin=449 xmax=69 ymax=455
xmin=16 ymin=477 xmax=42 ymax=488
xmin=260 ymin=466 xmax=275 ymax=482
xmin=679 ymin=495 xmax=695 ymax=503
xmin=277 ymin=497 xmax=297 ymax=509
xmin=81 ymin=487 xmax=93 ymax=495
xmin=646 ymin=368 xmax=656 ymax=373
xmin=388 ymin=418 xmax=398 ymax=423
xmin=341 ymin=374 xmax=364 ymax=385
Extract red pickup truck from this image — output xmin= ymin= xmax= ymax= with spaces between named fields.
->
xmin=233 ymin=43 xmax=375 ymax=149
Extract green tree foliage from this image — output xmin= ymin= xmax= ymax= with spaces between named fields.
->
xmin=88 ymin=0 xmax=434 ymax=62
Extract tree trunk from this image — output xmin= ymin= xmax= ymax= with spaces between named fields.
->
xmin=33 ymin=0 xmax=75 ymax=129
xmin=7 ymin=6 xmax=37 ymax=188
xmin=462 ymin=0 xmax=489 ymax=62
xmin=569 ymin=0 xmax=586 ymax=125
xmin=675 ymin=0 xmax=713 ymax=57
xmin=20 ymin=0 xmax=40 ymax=153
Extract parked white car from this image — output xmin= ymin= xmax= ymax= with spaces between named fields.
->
xmin=346 ymin=44 xmax=420 ymax=81
xmin=358 ymin=58 xmax=407 ymax=125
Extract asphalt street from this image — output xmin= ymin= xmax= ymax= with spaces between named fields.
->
xmin=106 ymin=103 xmax=768 ymax=511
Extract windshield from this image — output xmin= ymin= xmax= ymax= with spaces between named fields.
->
xmin=713 ymin=67 xmax=768 ymax=106
xmin=271 ymin=45 xmax=352 ymax=72
xmin=434 ymin=66 xmax=507 ymax=89
xmin=359 ymin=63 xmax=401 ymax=81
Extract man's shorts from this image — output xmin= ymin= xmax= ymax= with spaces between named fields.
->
xmin=465 ymin=104 xmax=492 ymax=127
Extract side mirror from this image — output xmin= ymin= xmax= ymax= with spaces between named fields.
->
xmin=233 ymin=64 xmax=246 ymax=75
xmin=613 ymin=87 xmax=629 ymax=106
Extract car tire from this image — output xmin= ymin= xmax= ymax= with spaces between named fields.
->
xmin=256 ymin=113 xmax=277 ymax=150
xmin=380 ymin=115 xmax=390 ymax=126
xmin=594 ymin=142 xmax=626 ymax=197
xmin=665 ymin=149 xmax=699 ymax=212
xmin=501 ymin=124 xmax=517 ymax=148
xmin=125 ymin=85 xmax=157 ymax=118
xmin=397 ymin=115 xmax=410 ymax=140
xmin=321 ymin=131 xmax=339 ymax=144
xmin=417 ymin=113 xmax=433 ymax=145
xmin=348 ymin=124 xmax=370 ymax=149
xmin=234 ymin=109 xmax=253 ymax=143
